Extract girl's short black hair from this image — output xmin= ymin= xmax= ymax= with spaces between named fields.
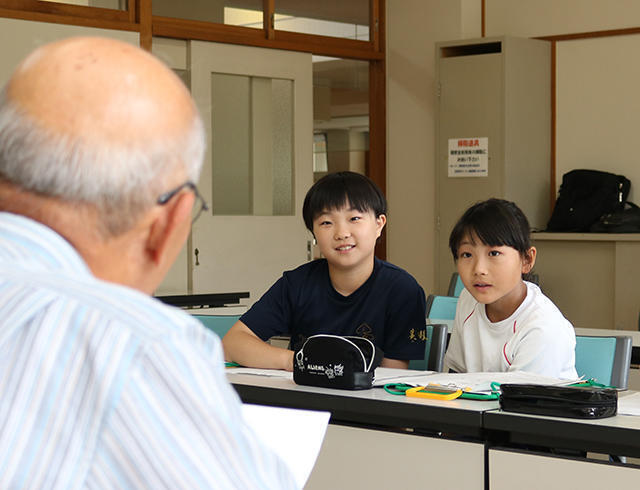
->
xmin=449 ymin=198 xmax=531 ymax=260
xmin=302 ymin=171 xmax=387 ymax=232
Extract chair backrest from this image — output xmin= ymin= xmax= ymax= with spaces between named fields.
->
xmin=192 ymin=314 xmax=241 ymax=338
xmin=574 ymin=335 xmax=632 ymax=389
xmin=408 ymin=324 xmax=448 ymax=371
xmin=426 ymin=294 xmax=459 ymax=321
xmin=447 ymin=273 xmax=465 ymax=297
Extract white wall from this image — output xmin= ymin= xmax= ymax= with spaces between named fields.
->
xmin=386 ymin=0 xmax=480 ymax=294
xmin=485 ymin=0 xmax=640 ymax=38
xmin=556 ymin=35 xmax=640 ymax=203
xmin=488 ymin=0 xmax=640 ymax=203
xmin=387 ymin=0 xmax=640 ymax=294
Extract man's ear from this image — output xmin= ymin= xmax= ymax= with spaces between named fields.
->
xmin=522 ymin=246 xmax=537 ymax=274
xmin=146 ymin=191 xmax=194 ymax=266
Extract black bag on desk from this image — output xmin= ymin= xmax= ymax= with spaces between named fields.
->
xmin=546 ymin=169 xmax=630 ymax=232
xmin=293 ymin=334 xmax=383 ymax=390
xmin=499 ymin=384 xmax=617 ymax=419
xmin=589 ymin=201 xmax=640 ymax=233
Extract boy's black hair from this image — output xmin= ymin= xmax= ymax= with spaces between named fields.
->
xmin=302 ymin=171 xmax=387 ymax=232
xmin=449 ymin=198 xmax=531 ymax=260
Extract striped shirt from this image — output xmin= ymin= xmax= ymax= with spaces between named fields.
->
xmin=0 ymin=212 xmax=298 ymax=489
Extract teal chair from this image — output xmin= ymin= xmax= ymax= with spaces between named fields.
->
xmin=447 ymin=273 xmax=465 ymax=297
xmin=574 ymin=335 xmax=632 ymax=389
xmin=192 ymin=314 xmax=240 ymax=338
xmin=426 ymin=294 xmax=458 ymax=321
xmin=413 ymin=294 xmax=458 ymax=371
xmin=409 ymin=323 xmax=448 ymax=371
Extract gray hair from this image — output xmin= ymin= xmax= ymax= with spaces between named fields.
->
xmin=0 ymin=87 xmax=205 ymax=236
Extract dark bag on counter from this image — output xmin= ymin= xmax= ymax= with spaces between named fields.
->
xmin=589 ymin=201 xmax=640 ymax=233
xmin=499 ymin=383 xmax=617 ymax=419
xmin=293 ymin=334 xmax=383 ymax=390
xmin=546 ymin=169 xmax=630 ymax=232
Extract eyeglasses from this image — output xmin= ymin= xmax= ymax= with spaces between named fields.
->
xmin=157 ymin=181 xmax=209 ymax=224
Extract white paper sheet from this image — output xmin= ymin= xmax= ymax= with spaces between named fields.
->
xmin=373 ymin=367 xmax=436 ymax=386
xmin=373 ymin=369 xmax=581 ymax=392
xmin=617 ymin=391 xmax=640 ymax=416
xmin=241 ymin=404 xmax=330 ymax=488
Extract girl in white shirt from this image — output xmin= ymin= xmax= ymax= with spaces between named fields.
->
xmin=443 ymin=198 xmax=577 ymax=379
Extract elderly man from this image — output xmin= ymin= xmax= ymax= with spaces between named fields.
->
xmin=0 ymin=37 xmax=296 ymax=489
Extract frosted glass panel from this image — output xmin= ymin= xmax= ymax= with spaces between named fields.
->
xmin=211 ymin=74 xmax=251 ymax=214
xmin=211 ymin=73 xmax=293 ymax=216
xmin=271 ymin=78 xmax=293 ymax=215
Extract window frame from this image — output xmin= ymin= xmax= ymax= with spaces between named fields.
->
xmin=0 ymin=0 xmax=387 ymax=257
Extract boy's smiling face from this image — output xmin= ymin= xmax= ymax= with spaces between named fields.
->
xmin=312 ymin=202 xmax=386 ymax=273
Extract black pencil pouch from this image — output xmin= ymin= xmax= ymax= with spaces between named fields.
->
xmin=293 ymin=334 xmax=383 ymax=390
xmin=499 ymin=383 xmax=618 ymax=419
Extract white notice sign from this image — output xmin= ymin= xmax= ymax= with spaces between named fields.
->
xmin=448 ymin=137 xmax=488 ymax=177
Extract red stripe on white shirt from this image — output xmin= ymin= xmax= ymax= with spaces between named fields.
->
xmin=503 ymin=343 xmax=512 ymax=366
xmin=463 ymin=310 xmax=474 ymax=324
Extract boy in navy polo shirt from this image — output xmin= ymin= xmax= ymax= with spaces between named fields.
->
xmin=222 ymin=171 xmax=426 ymax=370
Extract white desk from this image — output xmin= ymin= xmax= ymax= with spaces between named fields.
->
xmin=229 ymin=374 xmax=640 ymax=489
xmin=229 ymin=373 xmax=494 ymax=490
xmin=484 ymin=404 xmax=640 ymax=458
xmin=489 ymin=448 xmax=640 ymax=490
xmin=485 ymin=404 xmax=640 ymax=489
xmin=229 ymin=373 xmax=496 ymax=437
xmin=307 ymin=424 xmax=484 ymax=490
xmin=574 ymin=327 xmax=640 ymax=347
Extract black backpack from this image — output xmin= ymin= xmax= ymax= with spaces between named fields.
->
xmin=546 ymin=169 xmax=630 ymax=232
xmin=590 ymin=202 xmax=640 ymax=233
